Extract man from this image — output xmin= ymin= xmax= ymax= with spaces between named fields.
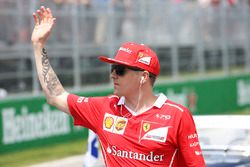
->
xmin=31 ymin=6 xmax=206 ymax=167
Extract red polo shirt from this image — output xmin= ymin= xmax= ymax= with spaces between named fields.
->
xmin=67 ymin=93 xmax=205 ymax=167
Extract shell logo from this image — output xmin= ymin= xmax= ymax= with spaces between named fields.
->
xmin=105 ymin=117 xmax=114 ymax=129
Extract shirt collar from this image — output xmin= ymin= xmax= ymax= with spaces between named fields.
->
xmin=117 ymin=93 xmax=167 ymax=109
xmin=117 ymin=96 xmax=126 ymax=106
xmin=154 ymin=93 xmax=168 ymax=108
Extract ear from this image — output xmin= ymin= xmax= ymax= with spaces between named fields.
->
xmin=140 ymin=76 xmax=144 ymax=84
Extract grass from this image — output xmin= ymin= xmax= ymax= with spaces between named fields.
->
xmin=230 ymin=108 xmax=250 ymax=115
xmin=0 ymin=139 xmax=87 ymax=167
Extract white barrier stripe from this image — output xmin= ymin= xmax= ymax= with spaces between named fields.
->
xmin=29 ymin=155 xmax=84 ymax=167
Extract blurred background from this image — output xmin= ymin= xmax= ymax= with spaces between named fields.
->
xmin=0 ymin=0 xmax=249 ymax=96
xmin=0 ymin=0 xmax=250 ymax=167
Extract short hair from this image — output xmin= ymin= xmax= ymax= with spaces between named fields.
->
xmin=149 ymin=72 xmax=157 ymax=86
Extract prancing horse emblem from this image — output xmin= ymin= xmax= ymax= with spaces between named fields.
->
xmin=143 ymin=123 xmax=150 ymax=132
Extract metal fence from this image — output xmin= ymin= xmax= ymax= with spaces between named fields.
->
xmin=0 ymin=0 xmax=250 ymax=96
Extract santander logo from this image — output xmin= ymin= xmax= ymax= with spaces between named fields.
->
xmin=106 ymin=145 xmax=164 ymax=162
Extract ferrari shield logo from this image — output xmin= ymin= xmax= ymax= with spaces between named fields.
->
xmin=143 ymin=123 xmax=150 ymax=132
xmin=138 ymin=52 xmax=144 ymax=58
xmin=139 ymin=120 xmax=171 ymax=143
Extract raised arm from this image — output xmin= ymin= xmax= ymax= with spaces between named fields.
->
xmin=31 ymin=6 xmax=70 ymax=114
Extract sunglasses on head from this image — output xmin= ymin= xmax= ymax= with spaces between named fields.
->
xmin=111 ymin=64 xmax=144 ymax=76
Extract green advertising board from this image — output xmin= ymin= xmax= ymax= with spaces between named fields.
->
xmin=155 ymin=74 xmax=250 ymax=115
xmin=0 ymin=97 xmax=86 ymax=153
xmin=0 ymin=90 xmax=112 ymax=153
xmin=1 ymin=74 xmax=250 ymax=153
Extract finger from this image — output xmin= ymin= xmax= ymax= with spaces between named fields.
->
xmin=40 ymin=6 xmax=47 ymax=23
xmin=40 ymin=6 xmax=46 ymax=12
xmin=32 ymin=13 xmax=39 ymax=25
xmin=40 ymin=6 xmax=46 ymax=16
xmin=49 ymin=18 xmax=56 ymax=27
xmin=41 ymin=6 xmax=49 ymax=17
xmin=47 ymin=8 xmax=56 ymax=24
xmin=35 ymin=9 xmax=42 ymax=25
xmin=52 ymin=18 xmax=56 ymax=25
xmin=51 ymin=18 xmax=56 ymax=27
xmin=37 ymin=9 xmax=42 ymax=21
xmin=44 ymin=7 xmax=50 ymax=17
xmin=46 ymin=8 xmax=53 ymax=19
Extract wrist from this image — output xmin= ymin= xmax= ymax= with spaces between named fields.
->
xmin=32 ymin=42 xmax=45 ymax=49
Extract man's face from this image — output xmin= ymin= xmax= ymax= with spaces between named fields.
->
xmin=110 ymin=64 xmax=143 ymax=97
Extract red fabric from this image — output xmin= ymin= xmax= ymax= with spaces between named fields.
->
xmin=67 ymin=94 xmax=206 ymax=167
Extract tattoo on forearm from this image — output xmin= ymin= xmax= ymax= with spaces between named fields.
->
xmin=42 ymin=48 xmax=50 ymax=82
xmin=41 ymin=48 xmax=64 ymax=96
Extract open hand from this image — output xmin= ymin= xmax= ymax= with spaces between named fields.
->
xmin=31 ymin=6 xmax=56 ymax=45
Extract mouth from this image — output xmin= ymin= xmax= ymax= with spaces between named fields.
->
xmin=113 ymin=82 xmax=119 ymax=88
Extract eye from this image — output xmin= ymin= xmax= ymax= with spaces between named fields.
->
xmin=111 ymin=65 xmax=126 ymax=76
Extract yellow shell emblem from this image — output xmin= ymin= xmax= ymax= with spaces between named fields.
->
xmin=105 ymin=117 xmax=114 ymax=129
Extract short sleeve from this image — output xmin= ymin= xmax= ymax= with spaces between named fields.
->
xmin=67 ymin=94 xmax=106 ymax=132
xmin=177 ymin=109 xmax=206 ymax=167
